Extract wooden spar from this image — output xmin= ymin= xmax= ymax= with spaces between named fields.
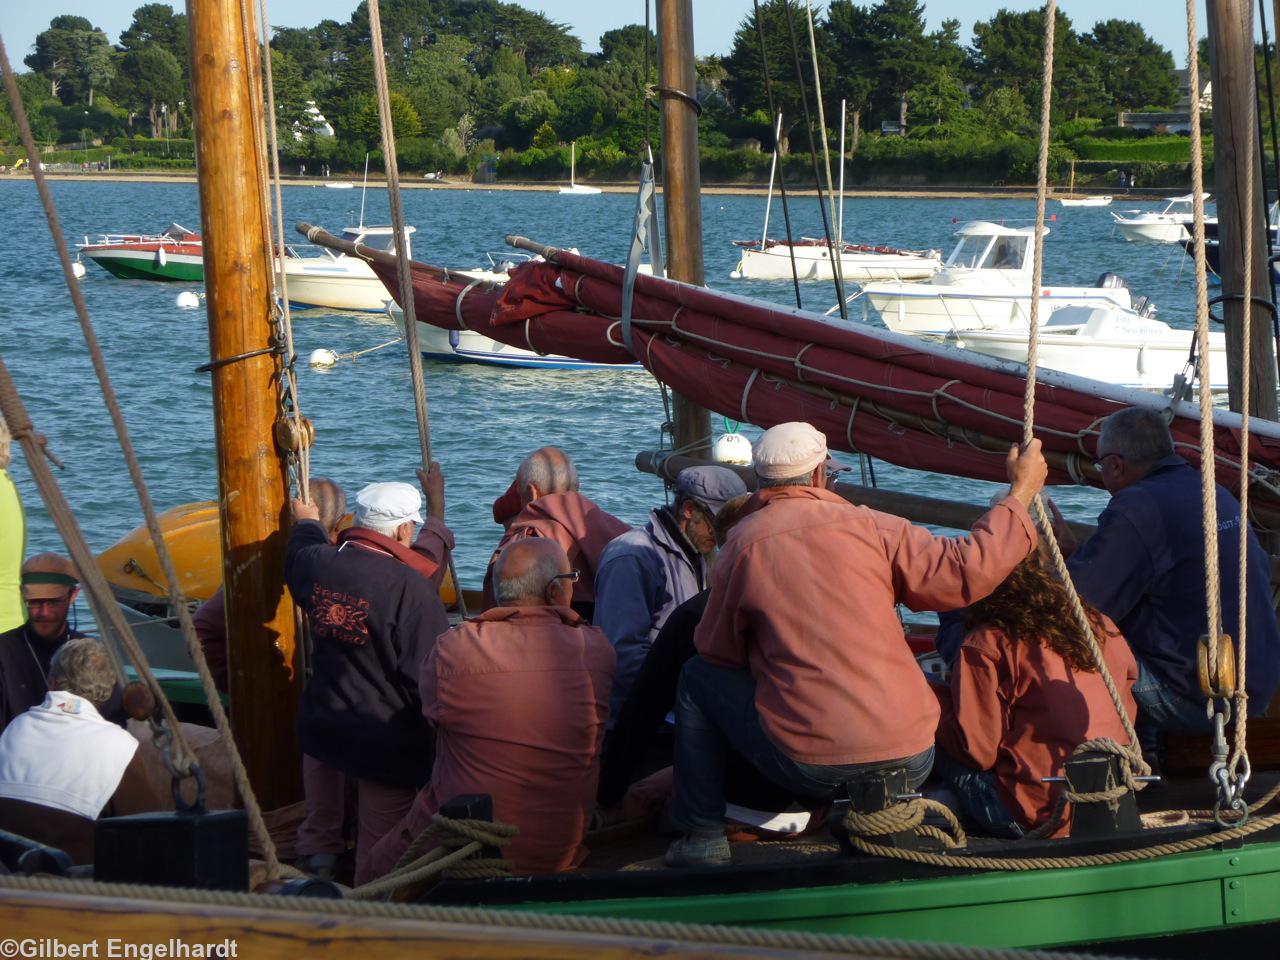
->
xmin=1207 ymin=0 xmax=1280 ymax=421
xmin=656 ymin=0 xmax=711 ymax=455
xmin=188 ymin=0 xmax=301 ymax=805
xmin=636 ymin=451 xmax=1099 ymax=541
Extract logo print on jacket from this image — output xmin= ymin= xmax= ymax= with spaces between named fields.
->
xmin=309 ymin=584 xmax=371 ymax=645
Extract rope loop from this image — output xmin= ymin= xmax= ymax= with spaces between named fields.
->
xmin=843 ymin=797 xmax=968 ymax=854
xmin=650 ymin=84 xmax=702 ymax=116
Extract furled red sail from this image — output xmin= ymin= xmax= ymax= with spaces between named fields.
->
xmin=371 ymin=246 xmax=1280 ymax=517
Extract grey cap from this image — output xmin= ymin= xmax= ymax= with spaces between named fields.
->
xmin=674 ymin=466 xmax=749 ymax=518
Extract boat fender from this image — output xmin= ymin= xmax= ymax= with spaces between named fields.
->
xmin=176 ymin=291 xmax=201 ymax=309
xmin=71 ymin=260 xmax=86 ymax=279
xmin=157 ymin=246 xmax=167 ymax=268
xmin=713 ymin=432 xmax=753 ymax=465
xmin=309 ymin=348 xmax=338 ymax=367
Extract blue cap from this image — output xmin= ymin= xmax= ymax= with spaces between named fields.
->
xmin=675 ymin=466 xmax=749 ymax=517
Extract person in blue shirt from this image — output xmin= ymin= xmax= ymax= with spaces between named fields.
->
xmin=1051 ymin=406 xmax=1280 ymax=760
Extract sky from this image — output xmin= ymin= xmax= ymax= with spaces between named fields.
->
xmin=3 ymin=1 xmax=1212 ymax=69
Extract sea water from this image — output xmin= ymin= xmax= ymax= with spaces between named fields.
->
xmin=0 ymin=179 xmax=1204 ymax=586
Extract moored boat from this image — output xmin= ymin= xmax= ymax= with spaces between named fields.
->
xmin=77 ymin=223 xmax=204 ymax=281
xmin=1111 ymin=194 xmax=1212 ymax=243
xmin=282 ymin=224 xmax=415 ymax=311
xmin=731 ymin=238 xmax=942 ymax=281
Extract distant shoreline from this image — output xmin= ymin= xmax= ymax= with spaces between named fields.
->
xmin=5 ymin=171 xmax=1175 ymax=202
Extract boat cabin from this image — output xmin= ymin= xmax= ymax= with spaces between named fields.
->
xmin=942 ymin=221 xmax=1044 ymax=277
xmin=340 ymin=224 xmax=416 ymax=257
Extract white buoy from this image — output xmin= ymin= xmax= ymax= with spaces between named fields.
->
xmin=309 ymin=348 xmax=339 ymax=368
xmin=713 ymin=433 xmax=752 ymax=465
xmin=175 ymin=291 xmax=201 ymax=309
xmin=71 ymin=261 xmax=86 ymax=279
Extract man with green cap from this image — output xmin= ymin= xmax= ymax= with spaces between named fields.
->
xmin=0 ymin=553 xmax=86 ymax=733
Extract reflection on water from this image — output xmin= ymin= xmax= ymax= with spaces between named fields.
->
xmin=3 ymin=180 xmax=1199 ymax=586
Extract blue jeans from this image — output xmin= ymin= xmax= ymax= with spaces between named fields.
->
xmin=932 ymin=749 xmax=1023 ymax=839
xmin=669 ymin=656 xmax=934 ymax=834
xmin=1132 ymin=657 xmax=1213 ymax=757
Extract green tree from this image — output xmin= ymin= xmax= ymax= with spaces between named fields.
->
xmin=598 ymin=25 xmax=653 ymax=65
xmin=531 ymin=120 xmax=558 ymax=148
xmin=499 ymin=89 xmax=558 ymax=146
xmin=1083 ymin=20 xmax=1178 ymax=112
xmin=351 ymin=91 xmax=422 ymax=144
xmin=907 ymin=73 xmax=966 ymax=127
xmin=865 ymin=0 xmax=945 ymax=129
xmin=967 ymin=8 xmax=1098 ymax=119
xmin=26 ymin=16 xmax=113 ymax=105
xmin=114 ymin=43 xmax=183 ymax=136
xmin=825 ymin=1 xmax=875 ymax=150
xmin=405 ymin=37 xmax=477 ymax=137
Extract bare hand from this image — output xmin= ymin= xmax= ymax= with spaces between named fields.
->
xmin=1006 ymin=439 xmax=1047 ymax=507
xmin=1045 ymin=497 xmax=1078 ymax=556
xmin=417 ymin=462 xmax=445 ymax=521
xmin=292 ymin=497 xmax=320 ymax=523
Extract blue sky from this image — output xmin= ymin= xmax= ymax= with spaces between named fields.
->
xmin=4 ymin=1 xmax=1210 ymax=69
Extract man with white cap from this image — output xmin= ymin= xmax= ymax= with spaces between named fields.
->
xmin=0 ymin=553 xmax=87 ymax=734
xmin=666 ymin=421 xmax=1046 ymax=867
xmin=286 ymin=464 xmax=453 ymax=885
xmin=594 ymin=465 xmax=749 ymax=722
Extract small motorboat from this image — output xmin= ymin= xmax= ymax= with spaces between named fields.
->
xmin=78 ymin=224 xmax=204 ymax=281
xmin=1056 ymin=161 xmax=1112 ymax=207
xmin=1111 ymin=194 xmax=1213 ymax=243
xmin=938 ymin=304 xmax=1227 ymax=392
xmin=856 ymin=221 xmax=1147 ymax=335
xmin=558 ymin=142 xmax=601 ymax=196
xmin=281 ymin=224 xmax=415 ymax=311
xmin=731 ymin=238 xmax=941 ymax=281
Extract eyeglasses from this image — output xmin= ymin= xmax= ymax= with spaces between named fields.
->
xmin=1093 ymin=452 xmax=1123 ymax=472
xmin=544 ymin=570 xmax=581 ymax=592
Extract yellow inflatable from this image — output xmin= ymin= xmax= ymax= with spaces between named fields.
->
xmin=97 ymin=501 xmax=458 ymax=606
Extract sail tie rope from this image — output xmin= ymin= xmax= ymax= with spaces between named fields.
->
xmin=347 ymin=814 xmax=517 ymax=900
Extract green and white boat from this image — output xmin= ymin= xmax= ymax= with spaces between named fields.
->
xmin=78 ymin=223 xmax=205 ymax=281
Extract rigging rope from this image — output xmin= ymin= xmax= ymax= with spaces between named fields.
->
xmin=0 ymin=28 xmax=286 ymax=882
xmin=366 ymin=0 xmax=466 ymax=617
xmin=801 ymin=0 xmax=848 ymax=310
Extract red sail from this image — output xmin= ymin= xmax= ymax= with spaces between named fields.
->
xmin=372 ymin=252 xmax=1280 ymax=516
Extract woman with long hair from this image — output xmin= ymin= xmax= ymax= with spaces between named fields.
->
xmin=934 ymin=543 xmax=1138 ymax=838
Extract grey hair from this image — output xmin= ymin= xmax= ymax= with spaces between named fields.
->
xmin=494 ymin=546 xmax=562 ymax=606
xmin=516 ymin=447 xmax=578 ymax=501
xmin=757 ymin=472 xmax=814 ymax=488
xmin=48 ymin=638 xmax=117 ymax=708
xmin=1100 ymin=407 xmax=1174 ymax=465
xmin=0 ymin=411 xmax=10 ymax=470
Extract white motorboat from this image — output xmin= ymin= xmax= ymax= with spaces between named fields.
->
xmin=731 ymin=239 xmax=941 ymax=281
xmin=1111 ymin=193 xmax=1212 ymax=243
xmin=281 ymin=224 xmax=415 ymax=311
xmin=855 ymin=221 xmax=1147 ymax=334
xmin=559 ymin=142 xmax=601 ymax=196
xmin=938 ymin=304 xmax=1228 ymax=392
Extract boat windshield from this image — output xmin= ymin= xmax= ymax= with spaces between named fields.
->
xmin=979 ymin=235 xmax=1028 ymax=270
xmin=946 ymin=234 xmax=993 ymax=269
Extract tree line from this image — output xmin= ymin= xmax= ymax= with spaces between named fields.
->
xmin=1 ymin=0 xmax=1185 ymax=181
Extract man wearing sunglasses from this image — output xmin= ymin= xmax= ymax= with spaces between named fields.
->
xmin=0 ymin=553 xmax=86 ymax=734
xmin=370 ymin=537 xmax=615 ymax=879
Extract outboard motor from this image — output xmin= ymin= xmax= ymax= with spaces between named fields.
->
xmin=1095 ymin=272 xmax=1128 ymax=289
xmin=1134 ymin=296 xmax=1158 ymax=318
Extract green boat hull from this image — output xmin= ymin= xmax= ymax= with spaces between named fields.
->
xmin=85 ymin=252 xmax=205 ymax=282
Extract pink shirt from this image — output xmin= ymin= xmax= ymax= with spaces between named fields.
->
xmin=936 ymin=616 xmax=1138 ymax=836
xmin=695 ymin=487 xmax=1037 ymax=765
xmin=482 ymin=492 xmax=630 ymax=608
xmin=397 ymin=606 xmax=614 ymax=874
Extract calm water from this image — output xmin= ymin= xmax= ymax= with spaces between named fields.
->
xmin=0 ymin=179 xmax=1203 ymax=585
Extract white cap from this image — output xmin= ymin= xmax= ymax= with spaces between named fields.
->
xmin=752 ymin=422 xmax=828 ymax=480
xmin=354 ymin=482 xmax=423 ymax=528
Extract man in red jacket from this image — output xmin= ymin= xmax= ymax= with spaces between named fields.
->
xmin=666 ymin=421 xmax=1046 ymax=867
xmin=481 ymin=446 xmax=629 ymax=621
xmin=370 ymin=537 xmax=615 ymax=877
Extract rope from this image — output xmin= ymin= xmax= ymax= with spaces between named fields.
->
xmin=366 ymin=0 xmax=466 ymax=618
xmin=347 ymin=815 xmax=517 ymax=900
xmin=0 ymin=873 xmax=1142 ymax=960
xmin=801 ymin=0 xmax=847 ymax=314
xmin=0 ymin=33 xmax=284 ymax=878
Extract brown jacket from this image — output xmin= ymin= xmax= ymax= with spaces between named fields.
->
xmin=695 ymin=487 xmax=1037 ymax=765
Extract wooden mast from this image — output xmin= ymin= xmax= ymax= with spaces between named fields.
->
xmin=1207 ymin=0 xmax=1279 ymax=420
xmin=656 ymin=0 xmax=711 ymax=454
xmin=188 ymin=0 xmax=301 ymax=806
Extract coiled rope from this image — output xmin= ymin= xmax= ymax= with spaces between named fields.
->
xmin=348 ymin=814 xmax=517 ymax=900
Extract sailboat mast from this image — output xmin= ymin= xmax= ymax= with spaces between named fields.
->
xmin=188 ymin=0 xmax=302 ymax=806
xmin=657 ymin=0 xmax=711 ymax=453
xmin=1207 ymin=0 xmax=1279 ymax=420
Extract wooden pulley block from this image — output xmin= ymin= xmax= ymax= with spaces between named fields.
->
xmin=274 ymin=416 xmax=315 ymax=452
xmin=1197 ymin=633 xmax=1237 ymax=699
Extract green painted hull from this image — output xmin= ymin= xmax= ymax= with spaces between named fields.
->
xmin=89 ymin=255 xmax=205 ymax=282
xmin=499 ymin=841 xmax=1280 ymax=950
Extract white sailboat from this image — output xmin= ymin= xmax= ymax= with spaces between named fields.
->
xmin=559 ymin=142 xmax=602 ymax=195
xmin=1057 ymin=161 xmax=1112 ymax=207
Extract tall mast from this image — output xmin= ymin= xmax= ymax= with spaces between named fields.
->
xmin=1207 ymin=0 xmax=1279 ymax=420
xmin=188 ymin=0 xmax=302 ymax=806
xmin=656 ymin=0 xmax=711 ymax=454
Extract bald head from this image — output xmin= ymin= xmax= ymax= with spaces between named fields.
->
xmin=515 ymin=446 xmax=578 ymax=506
xmin=493 ymin=538 xmax=571 ymax=607
xmin=311 ymin=477 xmax=347 ymax=541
